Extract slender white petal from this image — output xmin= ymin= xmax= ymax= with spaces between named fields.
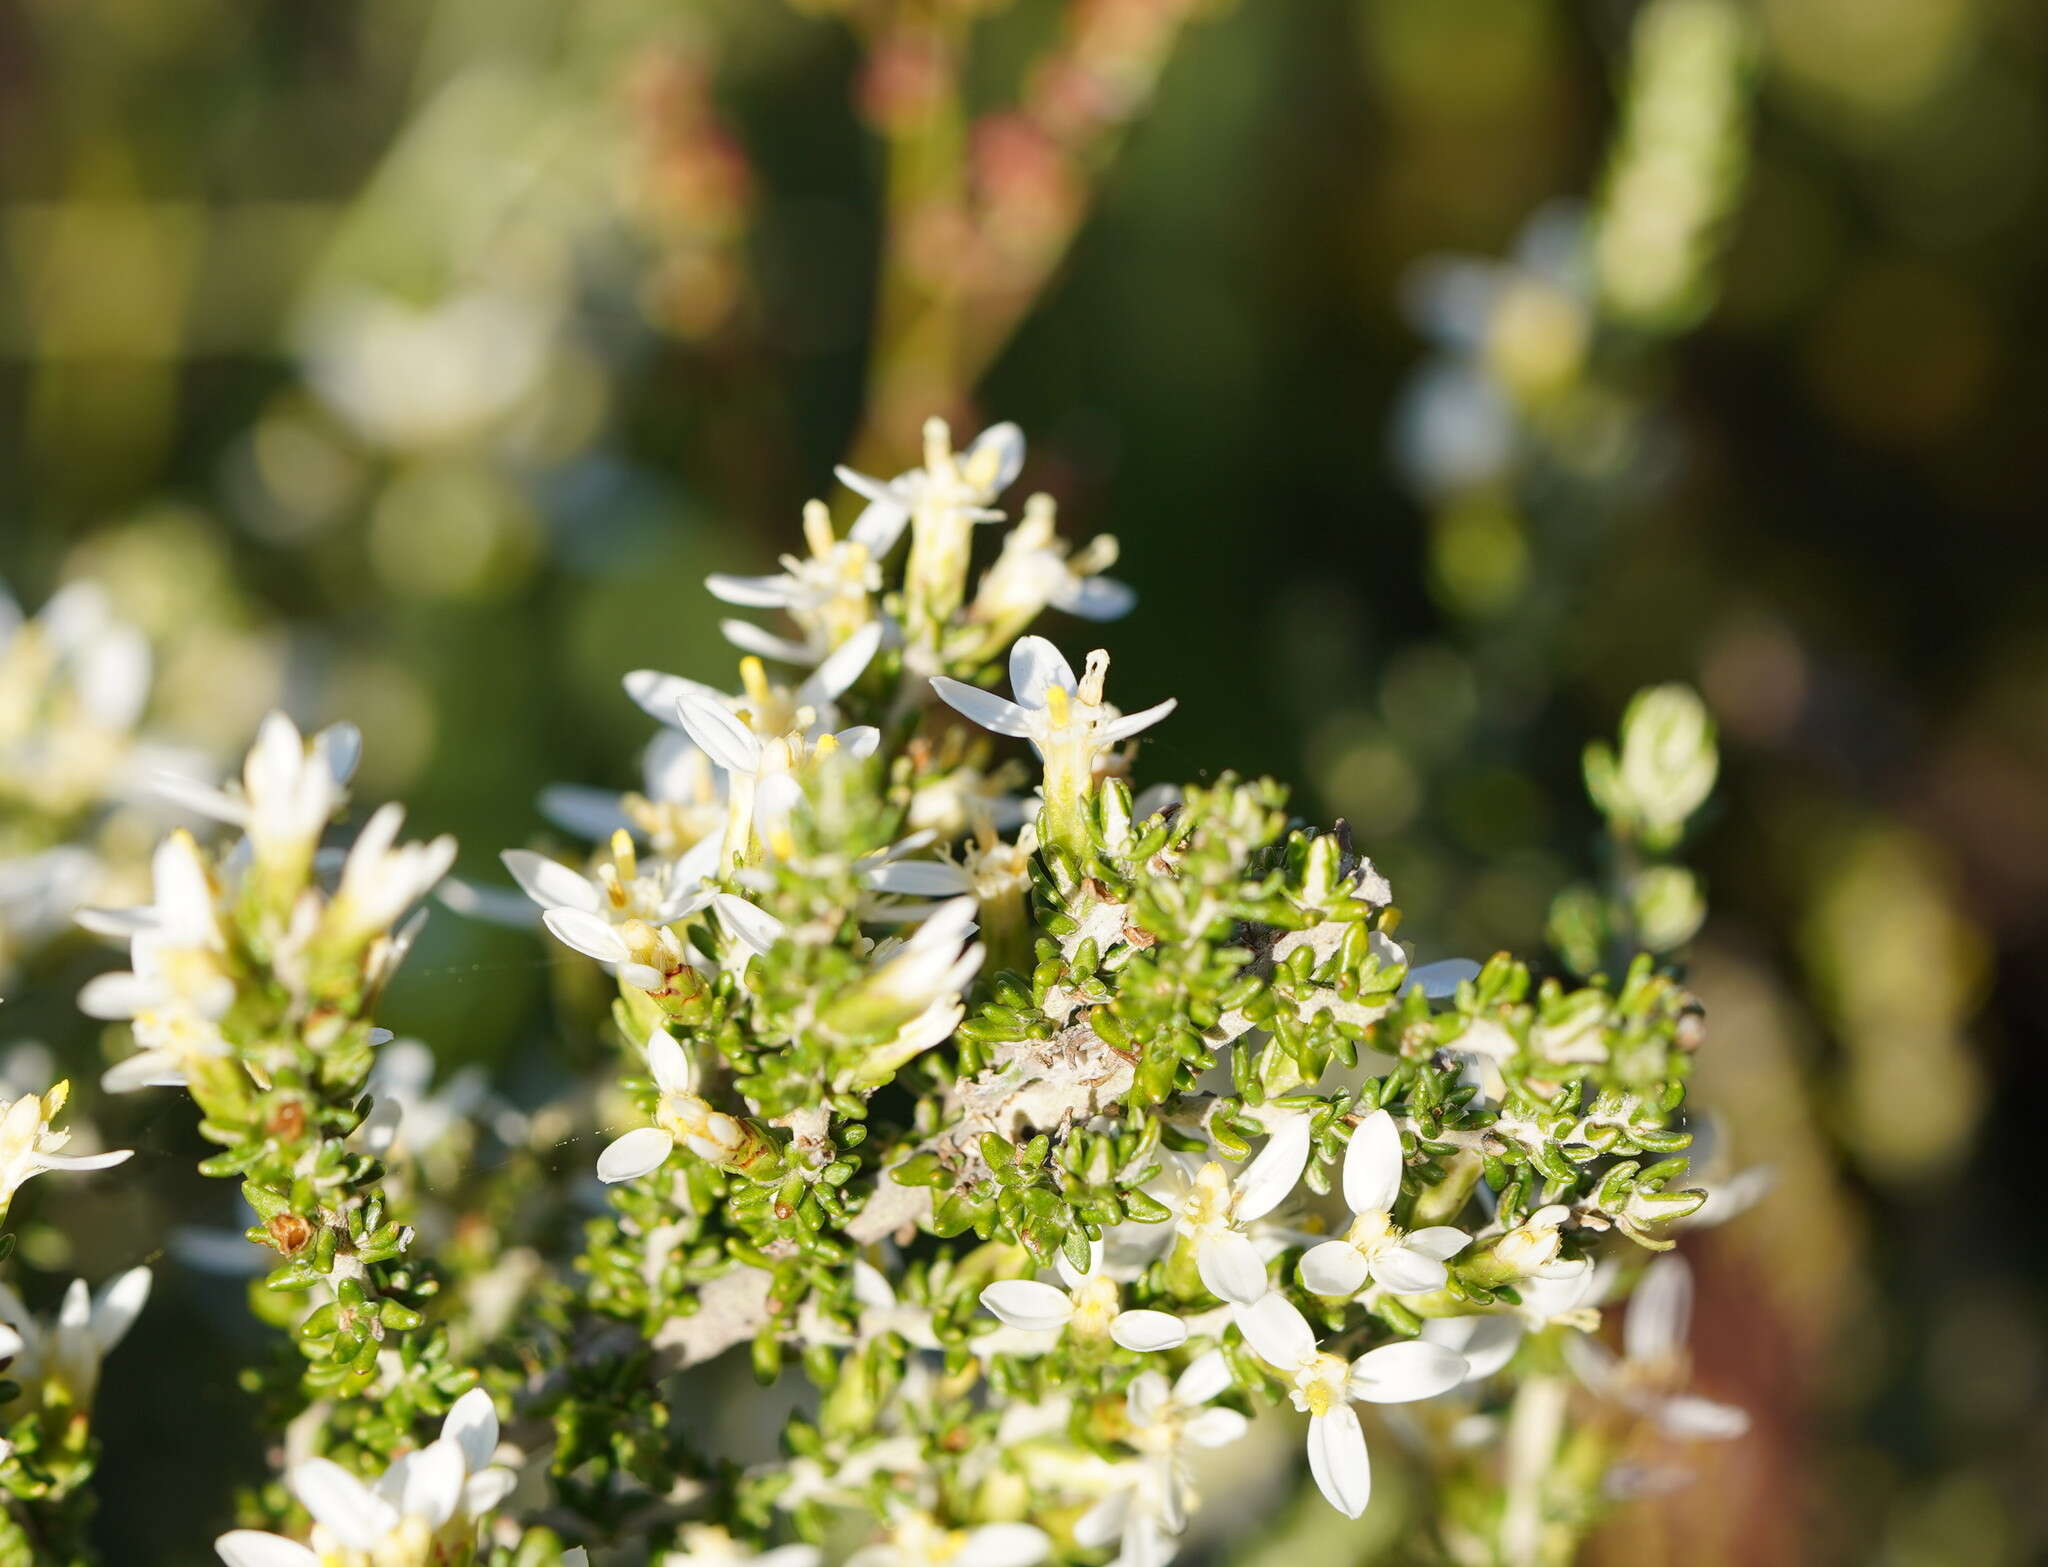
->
xmin=1052 ymin=575 xmax=1137 ymax=621
xmin=711 ymin=893 xmax=784 ymax=957
xmin=215 ymin=1531 xmax=320 ymax=1567
xmin=442 ymin=1387 xmax=500 ymax=1472
xmin=1185 ymin=1406 xmax=1251 ymax=1447
xmin=1009 ymin=636 xmax=1076 ymax=709
xmin=1234 ymin=1115 xmax=1312 ymax=1222
xmin=596 ymin=1127 xmax=674 ymax=1184
xmin=968 ymin=421 xmax=1026 ymax=493
xmin=394 ymin=1438 xmax=464 ymax=1527
xmin=800 ymin=620 xmax=882 ymax=706
xmin=1096 ymin=698 xmax=1178 ymax=746
xmin=623 ymin=669 xmax=724 ymax=726
xmin=1421 ymin=1314 xmax=1523 ymax=1382
xmin=979 ymin=1280 xmax=1074 ymax=1334
xmin=645 ymin=1032 xmax=695 ymax=1096
xmin=1371 ymin=1247 xmax=1449 ymax=1295
xmin=1402 ymin=959 xmax=1481 ymax=999
xmin=537 ymin=784 xmax=631 ymax=843
xmin=1307 ymin=1407 xmax=1373 ymax=1519
xmin=1173 ymin=1348 xmax=1235 ymax=1406
xmin=1405 ymin=1226 xmax=1471 ymax=1261
xmin=1348 ymin=1340 xmax=1468 ymax=1404
xmin=500 ymin=851 xmax=599 ymax=913
xmin=720 ymin=620 xmax=817 ymax=664
xmin=1343 ymin=1110 xmax=1404 ymax=1216
xmin=542 ymin=907 xmax=631 ymax=964
xmin=89 ymin=1267 xmax=151 ymax=1353
xmin=1110 ymin=1309 xmax=1188 ymax=1353
xmin=290 ymin=1458 xmax=397 ymax=1550
xmin=1625 ymin=1256 xmax=1692 ymax=1368
xmin=675 ymin=690 xmax=761 ymax=775
xmin=1232 ymin=1292 xmax=1317 ymax=1372
xmin=1196 ymin=1232 xmax=1269 ymax=1306
xmin=1656 ymin=1393 xmax=1749 ymax=1441
xmin=34 ymin=1150 xmax=132 ymax=1174
xmin=705 ymin=573 xmax=801 ymax=608
xmin=863 ymin=860 xmax=972 ymax=896
xmin=462 ymin=1466 xmax=517 ymax=1514
xmin=76 ymin=971 xmax=151 ymax=1021
xmin=1298 ymin=1240 xmax=1371 ymax=1299
xmin=929 ymin=678 xmax=1033 ymax=738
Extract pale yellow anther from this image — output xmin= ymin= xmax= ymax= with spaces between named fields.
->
xmin=739 ymin=657 xmax=773 ymax=708
xmin=814 ymin=731 xmax=839 ymax=758
xmin=802 ymin=498 xmax=836 ymax=558
xmin=609 ymin=829 xmax=638 ymax=882
xmin=1043 ymin=684 xmax=1071 ymax=728
xmin=922 ymin=416 xmax=953 ymax=477
xmin=599 ymin=863 xmax=628 ymax=910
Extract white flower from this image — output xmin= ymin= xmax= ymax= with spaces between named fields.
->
xmin=215 ymin=1387 xmax=515 ymax=1567
xmin=1562 ymin=1256 xmax=1748 ymax=1441
xmin=1152 ymin=1116 xmax=1312 ymax=1306
xmin=662 ymin=1523 xmax=823 ymax=1567
xmin=1232 ymin=1292 xmax=1467 ymax=1518
xmin=540 ymin=730 xmax=729 ymax=861
xmin=79 ymin=831 xmax=236 ymax=1092
xmin=845 ymin=1512 xmax=1048 ymax=1567
xmin=930 ymin=637 xmax=1173 ymax=848
xmin=626 ymin=623 xmax=883 ymax=758
xmin=1297 ymin=1111 xmax=1469 ymax=1298
xmin=1488 ymin=1203 xmax=1590 ymax=1283
xmin=969 ymin=494 xmax=1134 ymax=631
xmin=709 ymin=499 xmax=891 ymax=668
xmin=596 ymin=1029 xmax=752 ymax=1183
xmin=1082 ymin=1348 xmax=1250 ymax=1557
xmin=0 ymin=1266 xmax=150 ymax=1412
xmin=835 ymin=419 xmax=1023 ymax=554
xmin=153 ymin=711 xmax=359 ymax=888
xmin=326 ymin=802 xmax=457 ymax=944
xmin=0 ymin=1082 xmax=132 ymax=1213
xmin=506 ymin=829 xmax=721 ymax=984
xmin=979 ymin=1241 xmax=1187 ymax=1353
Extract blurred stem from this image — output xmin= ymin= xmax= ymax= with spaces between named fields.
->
xmin=1500 ymin=1373 xmax=1567 ymax=1566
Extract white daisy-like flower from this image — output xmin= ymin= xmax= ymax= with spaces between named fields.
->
xmin=152 ymin=711 xmax=359 ymax=889
xmin=539 ymin=730 xmax=728 ymax=859
xmin=0 ymin=1082 xmax=132 ymax=1214
xmin=595 ymin=1028 xmax=753 ymax=1184
xmin=625 ymin=623 xmax=883 ymax=758
xmin=0 ymin=1266 xmax=150 ymax=1412
xmin=1232 ymin=1292 xmax=1467 ymax=1519
xmin=1148 ymin=1116 xmax=1312 ymax=1306
xmin=835 ymin=419 xmax=1024 ymax=554
xmin=968 ymin=493 xmax=1134 ymax=631
xmin=505 ymin=831 xmax=719 ymax=977
xmin=1079 ymin=1347 xmax=1250 ymax=1562
xmin=979 ymin=1240 xmax=1187 ymax=1353
xmin=214 ymin=1387 xmax=515 ymax=1567
xmin=1562 ymin=1255 xmax=1748 ymax=1441
xmin=709 ymin=499 xmax=892 ymax=669
xmin=1297 ymin=1110 xmax=1470 ymax=1299
xmin=1487 ymin=1202 xmax=1591 ymax=1283
xmin=845 ymin=1511 xmax=1048 ymax=1567
xmin=324 ymin=801 xmax=457 ymax=946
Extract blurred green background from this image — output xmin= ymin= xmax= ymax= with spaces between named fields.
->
xmin=2 ymin=0 xmax=2045 ymax=1561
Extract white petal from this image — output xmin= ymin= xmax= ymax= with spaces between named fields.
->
xmin=1421 ymin=1314 xmax=1523 ymax=1382
xmin=1402 ymin=958 xmax=1481 ymax=999
xmin=834 ymin=724 xmax=881 ymax=759
xmin=1184 ymin=1406 xmax=1250 ymax=1447
xmin=720 ymin=620 xmax=817 ymax=665
xmin=290 ymin=1458 xmax=397 ymax=1550
xmin=1656 ymin=1393 xmax=1749 ymax=1441
xmin=79 ymin=624 xmax=150 ymax=730
xmin=1624 ymin=1255 xmax=1693 ymax=1368
xmin=622 ymin=668 xmax=722 ymax=726
xmin=1370 ymin=1247 xmax=1449 ymax=1295
xmin=74 ymin=905 xmax=155 ymax=939
xmin=214 ymin=1532 xmax=321 ymax=1567
xmin=394 ymin=1438 xmax=463 ymax=1527
xmin=711 ymin=893 xmax=784 ymax=957
xmin=1173 ymin=1348 xmax=1234 ymax=1406
xmin=929 ymin=678 xmax=1033 ymax=738
xmin=77 ymin=971 xmax=150 ymax=1020
xmin=1232 ymin=1291 xmax=1317 ymax=1372
xmin=705 ymin=572 xmax=800 ymax=608
xmin=675 ymin=690 xmax=761 ymax=775
xmin=1298 ymin=1241 xmax=1371 ymax=1299
xmin=441 ymin=1386 xmax=499 ymax=1472
xmin=542 ymin=908 xmax=630 ymax=964
xmin=90 ymin=1267 xmax=151 ymax=1353
xmin=967 ymin=421 xmax=1026 ymax=494
xmin=1234 ymin=1114 xmax=1312 ymax=1222
xmin=461 ymin=1466 xmax=517 ymax=1515
xmin=499 ymin=850 xmax=599 ymax=913
xmin=1343 ymin=1110 xmax=1404 ymax=1216
xmin=1196 ymin=1232 xmax=1270 ymax=1306
xmin=799 ymin=620 xmax=882 ymax=706
xmin=595 ymin=1127 xmax=674 ymax=1184
xmin=979 ymin=1280 xmax=1074 ymax=1334
xmin=1405 ymin=1226 xmax=1472 ymax=1262
xmin=34 ymin=1149 xmax=133 ymax=1174
xmin=1073 ymin=1492 xmax=1129 ymax=1549
xmin=314 ymin=722 xmax=362 ymax=787
xmin=1009 ymin=636 xmax=1075 ymax=709
xmin=644 ymin=1031 xmax=695 ymax=1096
xmin=863 ymin=860 xmax=972 ymax=896
xmin=1307 ymin=1407 xmax=1373 ymax=1518
xmin=1096 ymin=697 xmax=1178 ymax=746
xmin=960 ymin=1522 xmax=1048 ymax=1567
xmin=101 ymin=1050 xmax=187 ymax=1093
xmin=1051 ymin=575 xmax=1137 ymax=621
xmin=847 ymin=496 xmax=910 ymax=556
xmin=1109 ymin=1309 xmax=1187 ymax=1353
xmin=1348 ymin=1339 xmax=1468 ymax=1404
